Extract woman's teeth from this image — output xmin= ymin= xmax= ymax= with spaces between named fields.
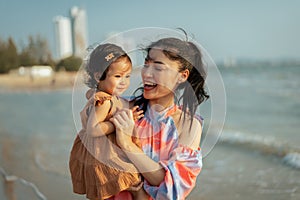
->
xmin=144 ymin=82 xmax=157 ymax=89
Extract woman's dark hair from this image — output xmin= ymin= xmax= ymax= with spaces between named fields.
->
xmin=84 ymin=43 xmax=131 ymax=88
xmin=134 ymin=37 xmax=209 ymax=126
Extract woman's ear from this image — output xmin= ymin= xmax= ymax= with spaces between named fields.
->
xmin=178 ymin=69 xmax=189 ymax=84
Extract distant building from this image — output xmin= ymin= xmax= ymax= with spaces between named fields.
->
xmin=53 ymin=16 xmax=73 ymax=59
xmin=17 ymin=66 xmax=53 ymax=78
xmin=223 ymin=57 xmax=237 ymax=67
xmin=30 ymin=66 xmax=54 ymax=77
xmin=70 ymin=6 xmax=88 ymax=58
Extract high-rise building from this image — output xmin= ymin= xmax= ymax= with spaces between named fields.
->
xmin=70 ymin=6 xmax=88 ymax=58
xmin=106 ymin=32 xmax=137 ymax=65
xmin=53 ymin=16 xmax=73 ymax=59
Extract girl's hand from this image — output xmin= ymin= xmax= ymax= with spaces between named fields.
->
xmin=132 ymin=106 xmax=144 ymax=121
xmin=110 ymin=108 xmax=135 ymax=149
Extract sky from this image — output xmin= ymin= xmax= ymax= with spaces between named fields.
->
xmin=0 ymin=0 xmax=300 ymax=62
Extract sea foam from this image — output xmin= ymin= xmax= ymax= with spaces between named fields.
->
xmin=0 ymin=167 xmax=47 ymax=200
xmin=220 ymin=130 xmax=300 ymax=169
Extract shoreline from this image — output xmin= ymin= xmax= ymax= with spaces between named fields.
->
xmin=0 ymin=71 xmax=77 ymax=92
xmin=0 ymin=67 xmax=142 ymax=93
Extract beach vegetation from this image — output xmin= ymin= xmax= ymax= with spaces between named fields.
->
xmin=55 ymin=55 xmax=82 ymax=72
xmin=0 ymin=36 xmax=55 ymax=74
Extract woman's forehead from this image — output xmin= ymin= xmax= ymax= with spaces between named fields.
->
xmin=148 ymin=49 xmax=169 ymax=62
xmin=148 ymin=49 xmax=180 ymax=69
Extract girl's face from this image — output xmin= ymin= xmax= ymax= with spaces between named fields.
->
xmin=142 ymin=49 xmax=184 ymax=107
xmin=98 ymin=57 xmax=132 ymax=96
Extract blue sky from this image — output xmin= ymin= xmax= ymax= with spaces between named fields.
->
xmin=0 ymin=0 xmax=299 ymax=62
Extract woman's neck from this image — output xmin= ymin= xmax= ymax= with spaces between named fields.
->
xmin=148 ymin=93 xmax=175 ymax=112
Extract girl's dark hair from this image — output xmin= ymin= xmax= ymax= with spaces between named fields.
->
xmin=134 ymin=37 xmax=209 ymax=125
xmin=84 ymin=43 xmax=131 ymax=88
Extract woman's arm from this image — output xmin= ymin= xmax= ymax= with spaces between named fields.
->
xmin=110 ymin=109 xmax=165 ymax=186
xmin=112 ymin=109 xmax=203 ymax=199
xmin=122 ymin=140 xmax=166 ymax=186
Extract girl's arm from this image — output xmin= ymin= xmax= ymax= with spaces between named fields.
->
xmin=86 ymin=99 xmax=115 ymax=137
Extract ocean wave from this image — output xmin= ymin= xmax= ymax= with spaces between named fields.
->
xmin=0 ymin=166 xmax=47 ymax=200
xmin=34 ymin=152 xmax=69 ymax=178
xmin=220 ymin=130 xmax=300 ymax=169
xmin=283 ymin=153 xmax=300 ymax=169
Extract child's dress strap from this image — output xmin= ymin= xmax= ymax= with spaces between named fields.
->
xmin=86 ymin=91 xmax=113 ymax=117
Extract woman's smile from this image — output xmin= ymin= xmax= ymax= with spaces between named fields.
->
xmin=144 ymin=81 xmax=158 ymax=91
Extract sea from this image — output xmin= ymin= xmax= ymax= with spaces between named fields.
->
xmin=0 ymin=64 xmax=299 ymax=200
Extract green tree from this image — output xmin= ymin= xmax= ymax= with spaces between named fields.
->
xmin=19 ymin=35 xmax=54 ymax=67
xmin=0 ymin=39 xmax=8 ymax=73
xmin=0 ymin=37 xmax=18 ymax=73
xmin=18 ymin=49 xmax=35 ymax=67
xmin=6 ymin=37 xmax=19 ymax=69
xmin=56 ymin=56 xmax=82 ymax=72
xmin=0 ymin=35 xmax=55 ymax=73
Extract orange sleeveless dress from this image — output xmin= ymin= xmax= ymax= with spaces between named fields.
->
xmin=69 ymin=91 xmax=141 ymax=200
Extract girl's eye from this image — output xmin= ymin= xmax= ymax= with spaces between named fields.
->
xmin=115 ymin=75 xmax=121 ymax=78
xmin=126 ymin=75 xmax=131 ymax=78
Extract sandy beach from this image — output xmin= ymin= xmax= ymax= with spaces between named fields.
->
xmin=0 ymin=71 xmax=77 ymax=92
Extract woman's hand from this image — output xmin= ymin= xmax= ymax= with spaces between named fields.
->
xmin=110 ymin=108 xmax=136 ymax=150
xmin=111 ymin=108 xmax=166 ymax=187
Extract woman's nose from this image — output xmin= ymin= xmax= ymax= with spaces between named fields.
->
xmin=142 ymin=66 xmax=153 ymax=77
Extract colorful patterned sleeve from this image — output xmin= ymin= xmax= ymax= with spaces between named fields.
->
xmin=143 ymin=144 xmax=202 ymax=200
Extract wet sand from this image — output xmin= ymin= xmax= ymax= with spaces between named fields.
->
xmin=1 ymin=141 xmax=299 ymax=200
xmin=189 ymin=142 xmax=300 ymax=200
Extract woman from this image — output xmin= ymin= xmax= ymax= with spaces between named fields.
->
xmin=110 ymin=36 xmax=209 ymax=199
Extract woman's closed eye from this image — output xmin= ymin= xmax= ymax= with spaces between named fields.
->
xmin=143 ymin=64 xmax=164 ymax=71
xmin=154 ymin=66 xmax=164 ymax=71
xmin=143 ymin=64 xmax=149 ymax=68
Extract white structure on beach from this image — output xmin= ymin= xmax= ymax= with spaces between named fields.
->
xmin=17 ymin=66 xmax=53 ymax=77
xmin=53 ymin=16 xmax=73 ymax=60
xmin=70 ymin=6 xmax=88 ymax=58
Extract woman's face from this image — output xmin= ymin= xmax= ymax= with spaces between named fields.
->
xmin=142 ymin=48 xmax=182 ymax=105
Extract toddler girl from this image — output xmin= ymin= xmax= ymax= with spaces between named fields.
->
xmin=69 ymin=43 xmax=143 ymax=200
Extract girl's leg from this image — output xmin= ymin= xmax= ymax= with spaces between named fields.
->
xmin=106 ymin=191 xmax=133 ymax=200
xmin=131 ymin=188 xmax=150 ymax=200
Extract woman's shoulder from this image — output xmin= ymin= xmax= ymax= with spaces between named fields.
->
xmin=173 ymin=106 xmax=203 ymax=127
xmin=173 ymin=107 xmax=202 ymax=150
